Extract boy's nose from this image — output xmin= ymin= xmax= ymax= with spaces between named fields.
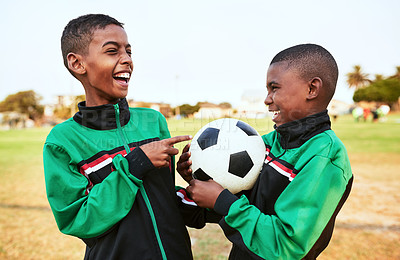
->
xmin=120 ymin=53 xmax=133 ymax=67
xmin=264 ymin=93 xmax=273 ymax=106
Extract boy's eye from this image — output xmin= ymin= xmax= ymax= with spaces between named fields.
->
xmin=106 ymin=49 xmax=117 ymax=54
xmin=269 ymin=85 xmax=278 ymax=91
xmin=127 ymin=50 xmax=132 ymax=56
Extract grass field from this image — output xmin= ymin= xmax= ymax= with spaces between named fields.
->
xmin=0 ymin=114 xmax=399 ymax=259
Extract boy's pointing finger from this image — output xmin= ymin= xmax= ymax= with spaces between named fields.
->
xmin=165 ymin=135 xmax=192 ymax=145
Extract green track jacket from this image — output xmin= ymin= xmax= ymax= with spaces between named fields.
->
xmin=43 ymin=98 xmax=193 ymax=259
xmin=213 ymin=111 xmax=353 ymax=259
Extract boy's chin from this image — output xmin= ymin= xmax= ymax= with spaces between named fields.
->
xmin=271 ymin=115 xmax=283 ymax=126
xmin=272 ymin=118 xmax=289 ymax=127
xmin=117 ymin=89 xmax=129 ymax=99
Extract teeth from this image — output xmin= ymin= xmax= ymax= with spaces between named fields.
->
xmin=114 ymin=72 xmax=130 ymax=79
xmin=271 ymin=111 xmax=280 ymax=120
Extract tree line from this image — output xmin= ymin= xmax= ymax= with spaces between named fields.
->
xmin=1 ymin=66 xmax=399 ymax=123
xmin=0 ymin=90 xmax=44 ymax=122
xmin=347 ymin=65 xmax=400 ymax=107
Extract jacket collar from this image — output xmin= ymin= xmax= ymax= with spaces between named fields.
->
xmin=274 ymin=110 xmax=331 ymax=149
xmin=73 ymin=98 xmax=131 ymax=130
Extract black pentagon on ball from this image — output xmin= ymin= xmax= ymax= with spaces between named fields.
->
xmin=197 ymin=127 xmax=220 ymax=150
xmin=193 ymin=168 xmax=213 ymax=181
xmin=236 ymin=121 xmax=258 ymax=136
xmin=228 ymin=151 xmax=254 ymax=178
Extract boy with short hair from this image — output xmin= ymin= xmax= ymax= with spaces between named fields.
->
xmin=178 ymin=43 xmax=353 ymax=259
xmin=43 ymin=14 xmax=194 ymax=259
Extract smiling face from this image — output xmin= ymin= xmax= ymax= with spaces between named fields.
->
xmin=80 ymin=24 xmax=133 ymax=106
xmin=265 ymin=61 xmax=314 ymax=126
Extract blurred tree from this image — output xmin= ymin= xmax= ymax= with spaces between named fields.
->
xmin=353 ymin=78 xmax=400 ymax=106
xmin=346 ymin=65 xmax=371 ymax=89
xmin=0 ymin=90 xmax=44 ymax=121
xmin=75 ymin=95 xmax=86 ymax=103
xmin=389 ymin=66 xmax=400 ymax=80
xmin=134 ymin=101 xmax=152 ymax=108
xmin=219 ymin=102 xmax=232 ymax=108
xmin=177 ymin=103 xmax=200 ymax=117
xmin=374 ymin=74 xmax=384 ymax=82
xmin=53 ymin=95 xmax=86 ymax=119
xmin=53 ymin=106 xmax=72 ymax=119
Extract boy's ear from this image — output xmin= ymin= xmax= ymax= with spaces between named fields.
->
xmin=67 ymin=53 xmax=86 ymax=75
xmin=307 ymin=77 xmax=322 ymax=100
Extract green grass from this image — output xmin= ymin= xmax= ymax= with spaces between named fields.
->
xmin=0 ymin=128 xmax=51 ymax=205
xmin=0 ymin=113 xmax=399 ymax=259
xmin=331 ymin=115 xmax=400 ymax=154
xmin=0 ymin=127 xmax=85 ymax=259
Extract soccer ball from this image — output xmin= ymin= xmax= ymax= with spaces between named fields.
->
xmin=189 ymin=118 xmax=265 ymax=194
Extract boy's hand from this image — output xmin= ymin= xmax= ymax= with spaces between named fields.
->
xmin=141 ymin=135 xmax=192 ymax=168
xmin=186 ymin=179 xmax=224 ymax=209
xmin=177 ymin=143 xmax=193 ymax=183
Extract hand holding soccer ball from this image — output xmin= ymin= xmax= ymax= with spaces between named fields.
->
xmin=186 ymin=179 xmax=225 ymax=209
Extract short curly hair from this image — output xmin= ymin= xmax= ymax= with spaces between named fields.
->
xmin=270 ymin=44 xmax=338 ymax=102
xmin=61 ymin=14 xmax=124 ymax=70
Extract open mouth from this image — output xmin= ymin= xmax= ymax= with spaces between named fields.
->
xmin=270 ymin=111 xmax=280 ymax=120
xmin=113 ymin=72 xmax=131 ymax=84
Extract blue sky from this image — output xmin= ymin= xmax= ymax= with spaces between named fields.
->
xmin=1 ymin=0 xmax=399 ymax=107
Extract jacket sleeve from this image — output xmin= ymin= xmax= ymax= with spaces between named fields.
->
xmin=214 ymin=155 xmax=351 ymax=259
xmin=43 ymin=143 xmax=145 ymax=239
xmin=175 ymin=187 xmax=222 ymax=228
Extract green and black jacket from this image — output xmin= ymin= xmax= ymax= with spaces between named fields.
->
xmin=43 ymin=98 xmax=194 ymax=260
xmin=212 ymin=111 xmax=353 ymax=259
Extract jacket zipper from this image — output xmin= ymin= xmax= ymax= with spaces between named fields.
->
xmin=114 ymin=104 xmax=130 ymax=152
xmin=139 ymin=187 xmax=167 ymax=260
xmin=114 ymin=104 xmax=167 ymax=260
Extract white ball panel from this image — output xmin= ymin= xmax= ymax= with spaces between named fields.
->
xmin=189 ymin=118 xmax=265 ymax=194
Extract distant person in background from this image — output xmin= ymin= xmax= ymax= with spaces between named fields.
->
xmin=371 ymin=107 xmax=379 ymax=122
xmin=363 ymin=108 xmax=370 ymax=122
xmin=352 ymin=106 xmax=363 ymax=122
xmin=378 ymin=104 xmax=390 ymax=122
xmin=329 ymin=104 xmax=339 ymax=122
